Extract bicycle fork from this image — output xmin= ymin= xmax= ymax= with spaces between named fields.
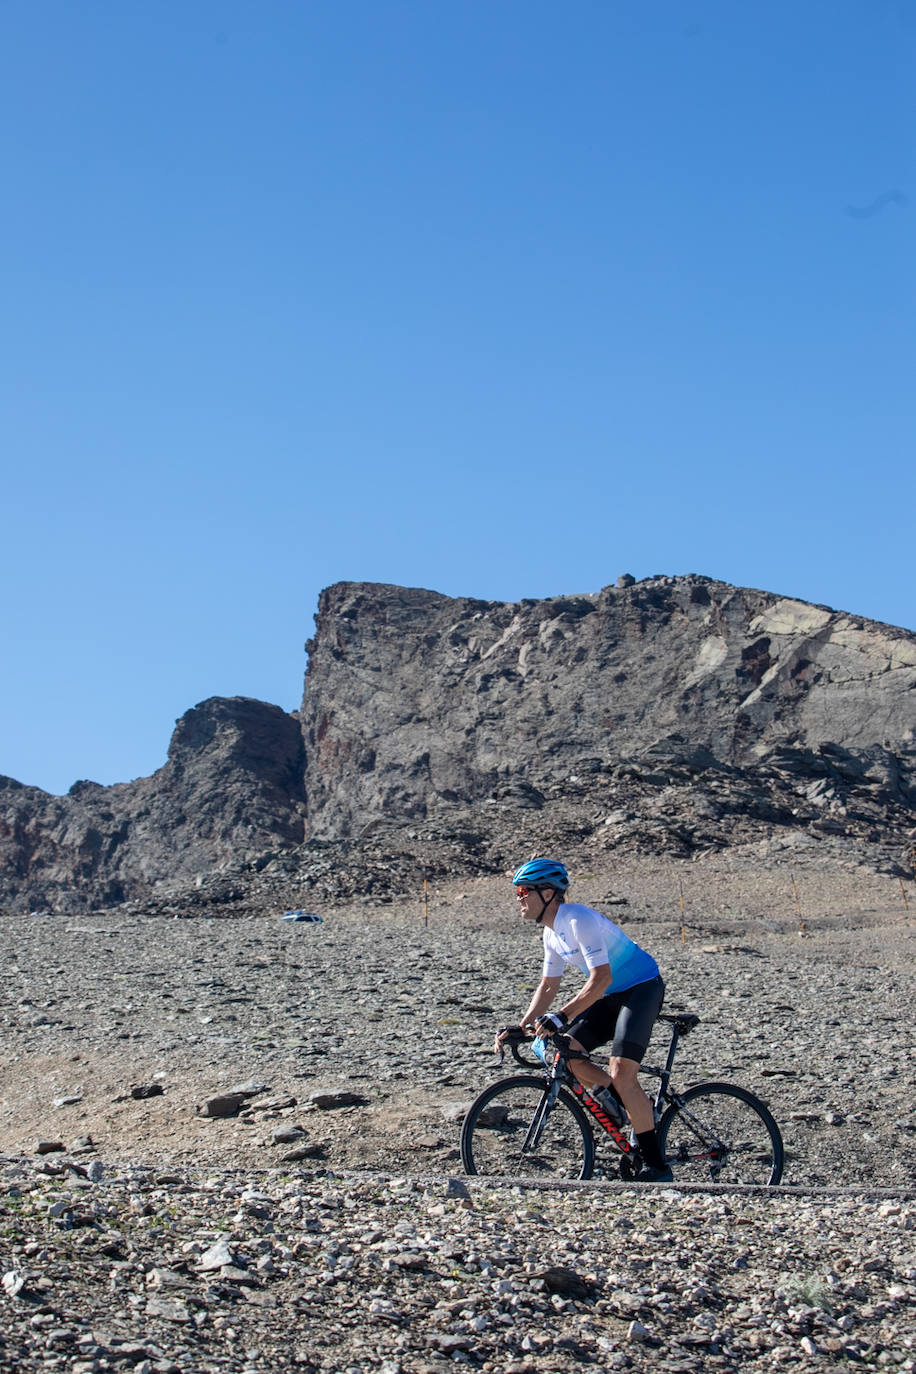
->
xmin=521 ymin=1080 xmax=561 ymax=1154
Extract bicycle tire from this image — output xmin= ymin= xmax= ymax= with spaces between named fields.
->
xmin=461 ymin=1075 xmax=595 ymax=1180
xmin=658 ymin=1081 xmax=784 ymax=1186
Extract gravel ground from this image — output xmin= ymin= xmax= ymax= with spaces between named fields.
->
xmin=1 ymin=854 xmax=915 ymax=1371
xmin=1 ymin=1163 xmax=913 ymax=1374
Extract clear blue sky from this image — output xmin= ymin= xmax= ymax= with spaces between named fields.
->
xmin=2 ymin=1 xmax=913 ymax=795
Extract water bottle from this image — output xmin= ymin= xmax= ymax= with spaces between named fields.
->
xmin=591 ymin=1085 xmax=625 ymax=1124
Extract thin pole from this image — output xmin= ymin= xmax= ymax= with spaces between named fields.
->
xmin=423 ymin=873 xmax=429 ymax=929
xmin=791 ymin=871 xmax=805 ymax=934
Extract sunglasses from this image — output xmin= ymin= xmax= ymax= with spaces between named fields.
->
xmin=515 ymin=884 xmax=545 ymax=896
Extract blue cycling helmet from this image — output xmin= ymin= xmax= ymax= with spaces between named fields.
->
xmin=512 ymin=858 xmax=569 ymax=891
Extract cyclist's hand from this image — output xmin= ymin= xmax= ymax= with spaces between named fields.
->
xmin=493 ymin=1024 xmax=523 ymax=1054
xmin=534 ymin=1010 xmax=568 ymax=1038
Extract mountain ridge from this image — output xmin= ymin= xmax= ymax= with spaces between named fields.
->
xmin=2 ymin=572 xmax=914 ymax=910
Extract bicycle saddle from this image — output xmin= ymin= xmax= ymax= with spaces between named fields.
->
xmin=658 ymin=1012 xmax=701 ymax=1034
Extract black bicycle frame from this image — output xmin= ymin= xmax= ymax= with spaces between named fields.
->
xmin=568 ymin=1080 xmax=634 ymax=1153
xmin=639 ymin=1019 xmax=682 ymax=1115
xmin=521 ymin=1024 xmax=685 ymax=1160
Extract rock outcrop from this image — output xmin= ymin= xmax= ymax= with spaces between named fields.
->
xmin=0 ymin=696 xmax=305 ymax=910
xmin=2 ymin=574 xmax=915 ymax=910
xmin=300 ymin=576 xmax=916 ymax=834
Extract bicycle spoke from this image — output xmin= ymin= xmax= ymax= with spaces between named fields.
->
xmin=461 ymin=1076 xmax=594 ymax=1180
xmin=659 ymin=1082 xmax=783 ymax=1186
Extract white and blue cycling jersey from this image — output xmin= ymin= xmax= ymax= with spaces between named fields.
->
xmin=542 ymin=903 xmax=659 ymax=993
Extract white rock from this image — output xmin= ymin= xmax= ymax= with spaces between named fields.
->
xmin=2 ymin=1271 xmax=26 ymax=1298
xmin=197 ymin=1239 xmax=237 ymax=1271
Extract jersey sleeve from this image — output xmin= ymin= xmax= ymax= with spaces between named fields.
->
xmin=541 ymin=929 xmax=567 ymax=978
xmin=567 ymin=910 xmax=614 ymax=970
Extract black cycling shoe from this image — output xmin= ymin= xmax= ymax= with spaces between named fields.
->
xmin=635 ymin=1163 xmax=674 ymax=1183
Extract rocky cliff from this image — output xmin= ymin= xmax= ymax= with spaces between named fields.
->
xmin=300 ymin=576 xmax=916 ymax=832
xmin=0 ymin=697 xmax=306 ymax=910
xmin=2 ymin=574 xmax=915 ymax=911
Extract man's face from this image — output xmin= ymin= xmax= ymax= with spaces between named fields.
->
xmin=515 ymin=884 xmax=553 ymax=922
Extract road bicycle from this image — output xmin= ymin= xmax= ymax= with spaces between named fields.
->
xmin=460 ymin=1012 xmax=784 ymax=1185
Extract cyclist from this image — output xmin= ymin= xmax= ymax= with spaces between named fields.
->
xmin=495 ymin=858 xmax=672 ymax=1182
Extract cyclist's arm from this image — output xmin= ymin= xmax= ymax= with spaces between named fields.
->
xmin=519 ymin=975 xmax=563 ymax=1030
xmin=494 ymin=975 xmax=564 ymax=1051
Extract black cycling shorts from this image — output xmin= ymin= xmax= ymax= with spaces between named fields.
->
xmin=566 ymin=975 xmax=665 ymax=1063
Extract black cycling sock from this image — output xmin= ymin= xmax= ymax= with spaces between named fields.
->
xmin=636 ymin=1129 xmax=665 ymax=1169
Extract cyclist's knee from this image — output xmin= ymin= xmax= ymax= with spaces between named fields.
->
xmin=609 ymin=1056 xmax=640 ymax=1091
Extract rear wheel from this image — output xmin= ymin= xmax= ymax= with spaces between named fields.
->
xmin=658 ymin=1082 xmax=784 ymax=1185
xmin=461 ymin=1075 xmax=595 ymax=1180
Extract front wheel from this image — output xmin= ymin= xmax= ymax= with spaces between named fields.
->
xmin=658 ymin=1082 xmax=784 ymax=1186
xmin=460 ymin=1075 xmax=595 ymax=1180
